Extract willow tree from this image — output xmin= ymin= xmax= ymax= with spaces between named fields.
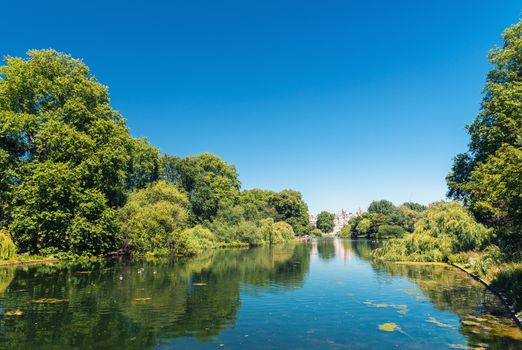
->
xmin=447 ymin=19 xmax=522 ymax=244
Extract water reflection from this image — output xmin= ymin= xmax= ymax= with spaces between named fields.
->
xmin=0 ymin=243 xmax=310 ymax=349
xmin=0 ymin=240 xmax=520 ymax=350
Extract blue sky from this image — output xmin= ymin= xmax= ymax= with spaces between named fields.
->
xmin=1 ymin=1 xmax=521 ymax=213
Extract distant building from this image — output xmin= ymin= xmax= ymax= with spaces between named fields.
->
xmin=310 ymin=209 xmax=361 ymax=235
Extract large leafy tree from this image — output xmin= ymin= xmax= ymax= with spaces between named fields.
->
xmin=269 ymin=190 xmax=311 ymax=235
xmin=316 ymin=211 xmax=335 ymax=233
xmin=0 ymin=50 xmax=154 ymax=254
xmin=447 ymin=19 xmax=522 ymax=242
xmin=163 ymin=152 xmax=241 ymax=223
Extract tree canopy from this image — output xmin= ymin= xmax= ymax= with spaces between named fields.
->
xmin=447 ymin=19 xmax=522 ymax=245
xmin=316 ymin=211 xmax=335 ymax=233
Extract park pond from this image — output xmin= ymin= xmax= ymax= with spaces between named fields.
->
xmin=0 ymin=239 xmax=521 ymax=349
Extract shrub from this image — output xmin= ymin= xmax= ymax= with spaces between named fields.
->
xmin=376 ymin=225 xmax=405 ymax=239
xmin=337 ymin=224 xmax=351 ymax=238
xmin=374 ymin=202 xmax=491 ymax=262
xmin=310 ymin=228 xmax=324 ymax=238
xmin=236 ymin=221 xmax=264 ymax=246
xmin=172 ymin=225 xmax=215 ymax=256
xmin=491 ymin=263 xmax=522 ymax=312
xmin=270 ymin=221 xmax=295 ymax=243
xmin=119 ymin=181 xmax=188 ymax=254
xmin=0 ymin=229 xmax=16 ymax=260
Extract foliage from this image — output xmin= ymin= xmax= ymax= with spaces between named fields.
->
xmin=491 ymin=263 xmax=522 ymax=312
xmin=368 ymin=200 xmax=396 ymax=216
xmin=269 ymin=190 xmax=311 ymax=235
xmin=356 ymin=218 xmax=372 ymax=236
xmin=310 ymin=228 xmax=324 ymax=238
xmin=172 ymin=225 xmax=215 ymax=256
xmin=271 ymin=221 xmax=295 ymax=243
xmin=0 ymin=49 xmax=310 ymax=258
xmin=0 ymin=50 xmax=158 ymax=255
xmin=346 ymin=201 xmax=424 ymax=238
xmin=161 ymin=152 xmax=240 ymax=223
xmin=119 ymin=181 xmax=188 ymax=255
xmin=447 ymin=19 xmax=522 ymax=241
xmin=316 ymin=211 xmax=335 ymax=233
xmin=337 ymin=224 xmax=351 ymax=238
xmin=0 ymin=229 xmax=15 ymax=260
xmin=374 ymin=202 xmax=491 ymax=262
xmin=376 ymin=225 xmax=405 ymax=239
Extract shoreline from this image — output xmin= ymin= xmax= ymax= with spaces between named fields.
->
xmin=450 ymin=262 xmax=522 ymax=331
xmin=0 ymin=257 xmax=60 ymax=267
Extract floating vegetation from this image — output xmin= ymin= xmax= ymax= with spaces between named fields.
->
xmin=4 ymin=309 xmax=23 ymax=316
xmin=378 ymin=323 xmax=398 ymax=332
xmin=132 ymin=297 xmax=152 ymax=302
xmin=363 ymin=300 xmax=408 ymax=314
xmin=460 ymin=314 xmax=522 ymax=341
xmin=426 ymin=317 xmax=451 ymax=328
xmin=448 ymin=344 xmax=471 ymax=349
xmin=31 ymin=298 xmax=67 ymax=304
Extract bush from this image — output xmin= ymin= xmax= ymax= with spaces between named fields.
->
xmin=119 ymin=181 xmax=188 ymax=254
xmin=0 ymin=229 xmax=16 ymax=260
xmin=270 ymin=221 xmax=295 ymax=243
xmin=172 ymin=225 xmax=215 ymax=256
xmin=376 ymin=225 xmax=405 ymax=239
xmin=374 ymin=202 xmax=491 ymax=262
xmin=310 ymin=228 xmax=324 ymax=238
xmin=491 ymin=263 xmax=522 ymax=312
xmin=337 ymin=224 xmax=351 ymax=238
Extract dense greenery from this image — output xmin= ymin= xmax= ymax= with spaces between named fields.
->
xmin=0 ymin=50 xmax=308 ymax=259
xmin=0 ymin=229 xmax=15 ymax=260
xmin=315 ymin=211 xmax=335 ymax=233
xmin=118 ymin=181 xmax=189 ymax=256
xmin=338 ymin=200 xmax=425 ymax=238
xmin=374 ymin=202 xmax=491 ymax=262
xmin=446 ymin=19 xmax=522 ymax=251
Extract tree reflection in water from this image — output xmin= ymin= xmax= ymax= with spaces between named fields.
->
xmin=0 ymin=243 xmax=311 ymax=350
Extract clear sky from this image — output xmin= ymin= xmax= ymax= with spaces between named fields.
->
xmin=1 ymin=1 xmax=521 ymax=213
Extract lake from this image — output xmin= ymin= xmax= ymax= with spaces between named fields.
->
xmin=0 ymin=239 xmax=521 ymax=349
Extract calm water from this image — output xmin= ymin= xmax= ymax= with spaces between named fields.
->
xmin=0 ymin=239 xmax=521 ymax=350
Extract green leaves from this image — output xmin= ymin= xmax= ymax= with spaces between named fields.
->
xmin=447 ymin=19 xmax=522 ymax=241
xmin=0 ymin=50 xmax=158 ymax=255
xmin=316 ymin=211 xmax=335 ymax=233
xmin=119 ymin=181 xmax=189 ymax=255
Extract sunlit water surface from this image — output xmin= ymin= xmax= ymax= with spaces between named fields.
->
xmin=0 ymin=239 xmax=521 ymax=349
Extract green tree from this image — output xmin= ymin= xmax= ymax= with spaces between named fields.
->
xmin=355 ymin=218 xmax=371 ymax=236
xmin=163 ymin=153 xmax=241 ymax=223
xmin=375 ymin=202 xmax=492 ymax=262
xmin=0 ymin=50 xmax=145 ymax=254
xmin=447 ymin=19 xmax=522 ymax=241
xmin=368 ymin=200 xmax=396 ymax=216
xmin=316 ymin=211 xmax=335 ymax=233
xmin=119 ymin=181 xmax=189 ymax=255
xmin=269 ymin=190 xmax=311 ymax=235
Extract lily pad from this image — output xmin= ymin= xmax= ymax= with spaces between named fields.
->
xmin=378 ymin=322 xmax=398 ymax=332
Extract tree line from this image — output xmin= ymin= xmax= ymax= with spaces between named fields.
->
xmin=0 ymin=50 xmax=311 ymax=259
xmin=372 ymin=17 xmax=522 ymax=311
